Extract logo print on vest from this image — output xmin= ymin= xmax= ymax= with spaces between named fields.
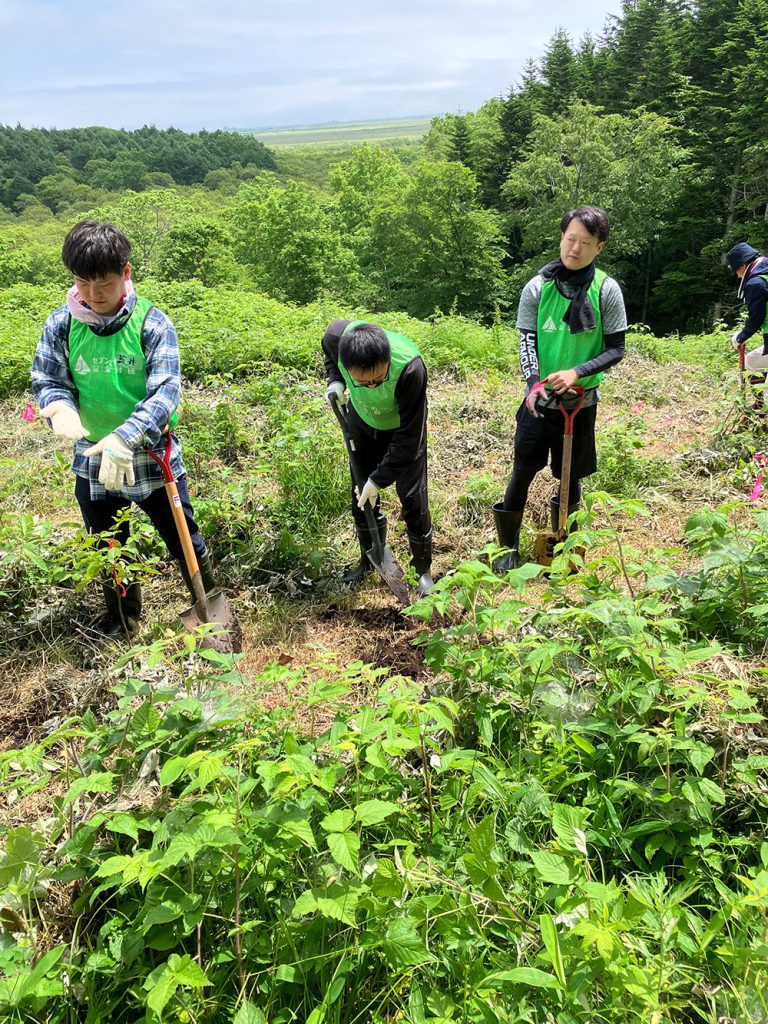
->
xmin=542 ymin=316 xmax=561 ymax=332
xmin=75 ymin=355 xmax=91 ymax=374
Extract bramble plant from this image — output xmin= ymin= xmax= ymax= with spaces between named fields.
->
xmin=1 ymin=504 xmax=766 ymax=1023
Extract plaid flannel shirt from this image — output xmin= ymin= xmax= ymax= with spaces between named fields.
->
xmin=31 ymin=294 xmax=188 ymax=501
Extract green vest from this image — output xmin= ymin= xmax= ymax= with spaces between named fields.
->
xmin=338 ymin=322 xmax=421 ymax=430
xmin=537 ymin=269 xmax=607 ymax=389
xmin=68 ymin=297 xmax=152 ymax=442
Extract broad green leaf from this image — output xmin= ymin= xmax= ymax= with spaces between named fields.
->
xmin=131 ymin=700 xmax=161 ymax=737
xmin=168 ymin=953 xmax=211 ymax=987
xmin=531 ymin=851 xmax=573 ymax=885
xmin=0 ymin=828 xmax=45 ymax=886
xmin=551 ymin=805 xmax=588 ymax=854
xmin=327 ymin=831 xmax=359 ymax=872
xmin=382 ymin=918 xmax=433 ymax=967
xmin=233 ymin=1002 xmax=267 ymax=1024
xmin=291 ymin=890 xmax=319 ymax=917
xmin=354 ymin=799 xmax=399 ymax=826
xmin=482 ymin=967 xmax=562 ymax=990
xmin=306 ymin=1006 xmax=325 ymax=1024
xmin=105 ymin=813 xmax=139 ymax=843
xmin=320 ymin=809 xmax=355 ymax=833
xmin=63 ymin=772 xmax=115 ymax=809
xmin=470 ymin=815 xmax=497 ymax=861
xmin=279 ymin=819 xmax=317 ymax=849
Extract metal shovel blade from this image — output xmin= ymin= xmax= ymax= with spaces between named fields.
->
xmin=366 ymin=544 xmax=412 ymax=606
xmin=534 ymin=529 xmax=561 ymax=567
xmin=180 ymin=587 xmax=242 ymax=653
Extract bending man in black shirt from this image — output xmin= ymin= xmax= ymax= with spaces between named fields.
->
xmin=322 ymin=319 xmax=433 ymax=596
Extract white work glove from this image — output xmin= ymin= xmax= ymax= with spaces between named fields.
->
xmin=356 ymin=479 xmax=379 ymax=509
xmin=731 ymin=330 xmax=743 ymax=351
xmin=83 ymin=432 xmax=135 ymax=491
xmin=325 ymin=381 xmax=348 ymax=407
xmin=40 ymin=400 xmax=88 ymax=440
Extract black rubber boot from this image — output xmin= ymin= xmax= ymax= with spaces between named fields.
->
xmin=101 ymin=580 xmax=142 ymax=641
xmin=408 ymin=530 xmax=434 ymax=596
xmin=549 ymin=495 xmax=582 ymax=534
xmin=178 ymin=549 xmax=218 ymax=602
xmin=492 ymin=503 xmax=524 ymax=573
xmin=343 ymin=515 xmax=387 ymax=585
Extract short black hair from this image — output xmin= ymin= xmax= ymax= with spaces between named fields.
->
xmin=61 ymin=219 xmax=131 ymax=278
xmin=339 ymin=323 xmax=391 ymax=371
xmin=560 ymin=205 xmax=610 ymax=244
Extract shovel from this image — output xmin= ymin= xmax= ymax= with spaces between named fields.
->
xmin=148 ymin=433 xmax=241 ymax=653
xmin=739 ymin=342 xmax=747 ymax=397
xmin=534 ymin=385 xmax=586 ymax=567
xmin=329 ymin=395 xmax=412 ymax=606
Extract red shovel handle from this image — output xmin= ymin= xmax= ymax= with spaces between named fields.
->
xmin=553 ymin=384 xmax=586 ymax=434
xmin=739 ymin=343 xmax=746 ymax=373
xmin=148 ymin=430 xmax=174 ymax=483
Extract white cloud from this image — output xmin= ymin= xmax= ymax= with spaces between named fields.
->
xmin=0 ymin=0 xmax=621 ymax=129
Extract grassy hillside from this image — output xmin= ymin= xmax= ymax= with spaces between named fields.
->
xmin=0 ymin=282 xmax=766 ymax=1023
xmin=246 ymin=116 xmax=432 ymax=146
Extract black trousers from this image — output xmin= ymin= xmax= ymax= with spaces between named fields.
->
xmin=75 ymin=475 xmax=206 ymax=560
xmin=504 ymin=401 xmax=598 ymax=511
xmin=347 ymin=415 xmax=431 ymax=538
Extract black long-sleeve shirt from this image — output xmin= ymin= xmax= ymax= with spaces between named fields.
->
xmin=322 ymin=319 xmax=428 ymax=489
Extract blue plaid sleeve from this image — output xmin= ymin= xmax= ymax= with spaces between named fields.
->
xmin=114 ymin=307 xmax=181 ymax=449
xmin=30 ymin=306 xmax=78 ymax=413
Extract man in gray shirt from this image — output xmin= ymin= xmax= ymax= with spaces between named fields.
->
xmin=493 ymin=205 xmax=628 ymax=571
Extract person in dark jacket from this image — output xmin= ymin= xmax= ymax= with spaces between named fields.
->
xmin=726 ymin=242 xmax=768 ymax=395
xmin=493 ymin=205 xmax=627 ymax=571
xmin=322 ymin=319 xmax=433 ymax=595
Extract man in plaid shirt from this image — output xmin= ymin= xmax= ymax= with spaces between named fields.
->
xmin=31 ymin=219 xmax=217 ymax=640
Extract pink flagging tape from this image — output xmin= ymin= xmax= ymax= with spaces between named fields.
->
xmin=751 ymin=472 xmax=763 ymax=502
xmin=22 ymin=403 xmax=35 ymax=422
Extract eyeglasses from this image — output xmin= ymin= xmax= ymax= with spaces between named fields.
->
xmin=349 ymin=366 xmax=390 ymax=389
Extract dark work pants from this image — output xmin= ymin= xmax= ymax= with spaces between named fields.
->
xmin=75 ymin=475 xmax=207 ymax=560
xmin=347 ymin=418 xmax=431 ymax=538
xmin=503 ymin=401 xmax=597 ymax=511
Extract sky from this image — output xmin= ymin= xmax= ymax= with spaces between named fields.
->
xmin=0 ymin=0 xmax=621 ymax=132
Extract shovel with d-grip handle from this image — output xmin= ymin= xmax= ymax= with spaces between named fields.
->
xmin=148 ymin=431 xmax=241 ymax=653
xmin=534 ymin=384 xmax=586 ymax=567
xmin=329 ymin=394 xmax=412 ymax=606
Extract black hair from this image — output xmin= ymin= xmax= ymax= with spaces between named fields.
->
xmin=61 ymin=219 xmax=131 ymax=278
xmin=560 ymin=205 xmax=610 ymax=243
xmin=339 ymin=323 xmax=391 ymax=371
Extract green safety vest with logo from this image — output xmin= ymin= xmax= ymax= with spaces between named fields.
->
xmin=537 ymin=269 xmax=607 ymax=389
xmin=338 ymin=321 xmax=422 ymax=430
xmin=68 ymin=296 xmax=153 ymax=443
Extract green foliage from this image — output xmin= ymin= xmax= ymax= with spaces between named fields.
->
xmin=1 ymin=511 xmax=766 ymax=1023
xmin=0 ymin=125 xmax=275 ymax=205
xmin=504 ymin=100 xmax=689 ymax=263
xmin=230 ymin=178 xmax=361 ymax=305
xmin=653 ymin=505 xmax=768 ymax=653
xmin=589 ymin=416 xmax=670 ymax=497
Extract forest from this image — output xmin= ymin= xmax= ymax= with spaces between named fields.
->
xmin=1 ymin=0 xmax=767 ymax=332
